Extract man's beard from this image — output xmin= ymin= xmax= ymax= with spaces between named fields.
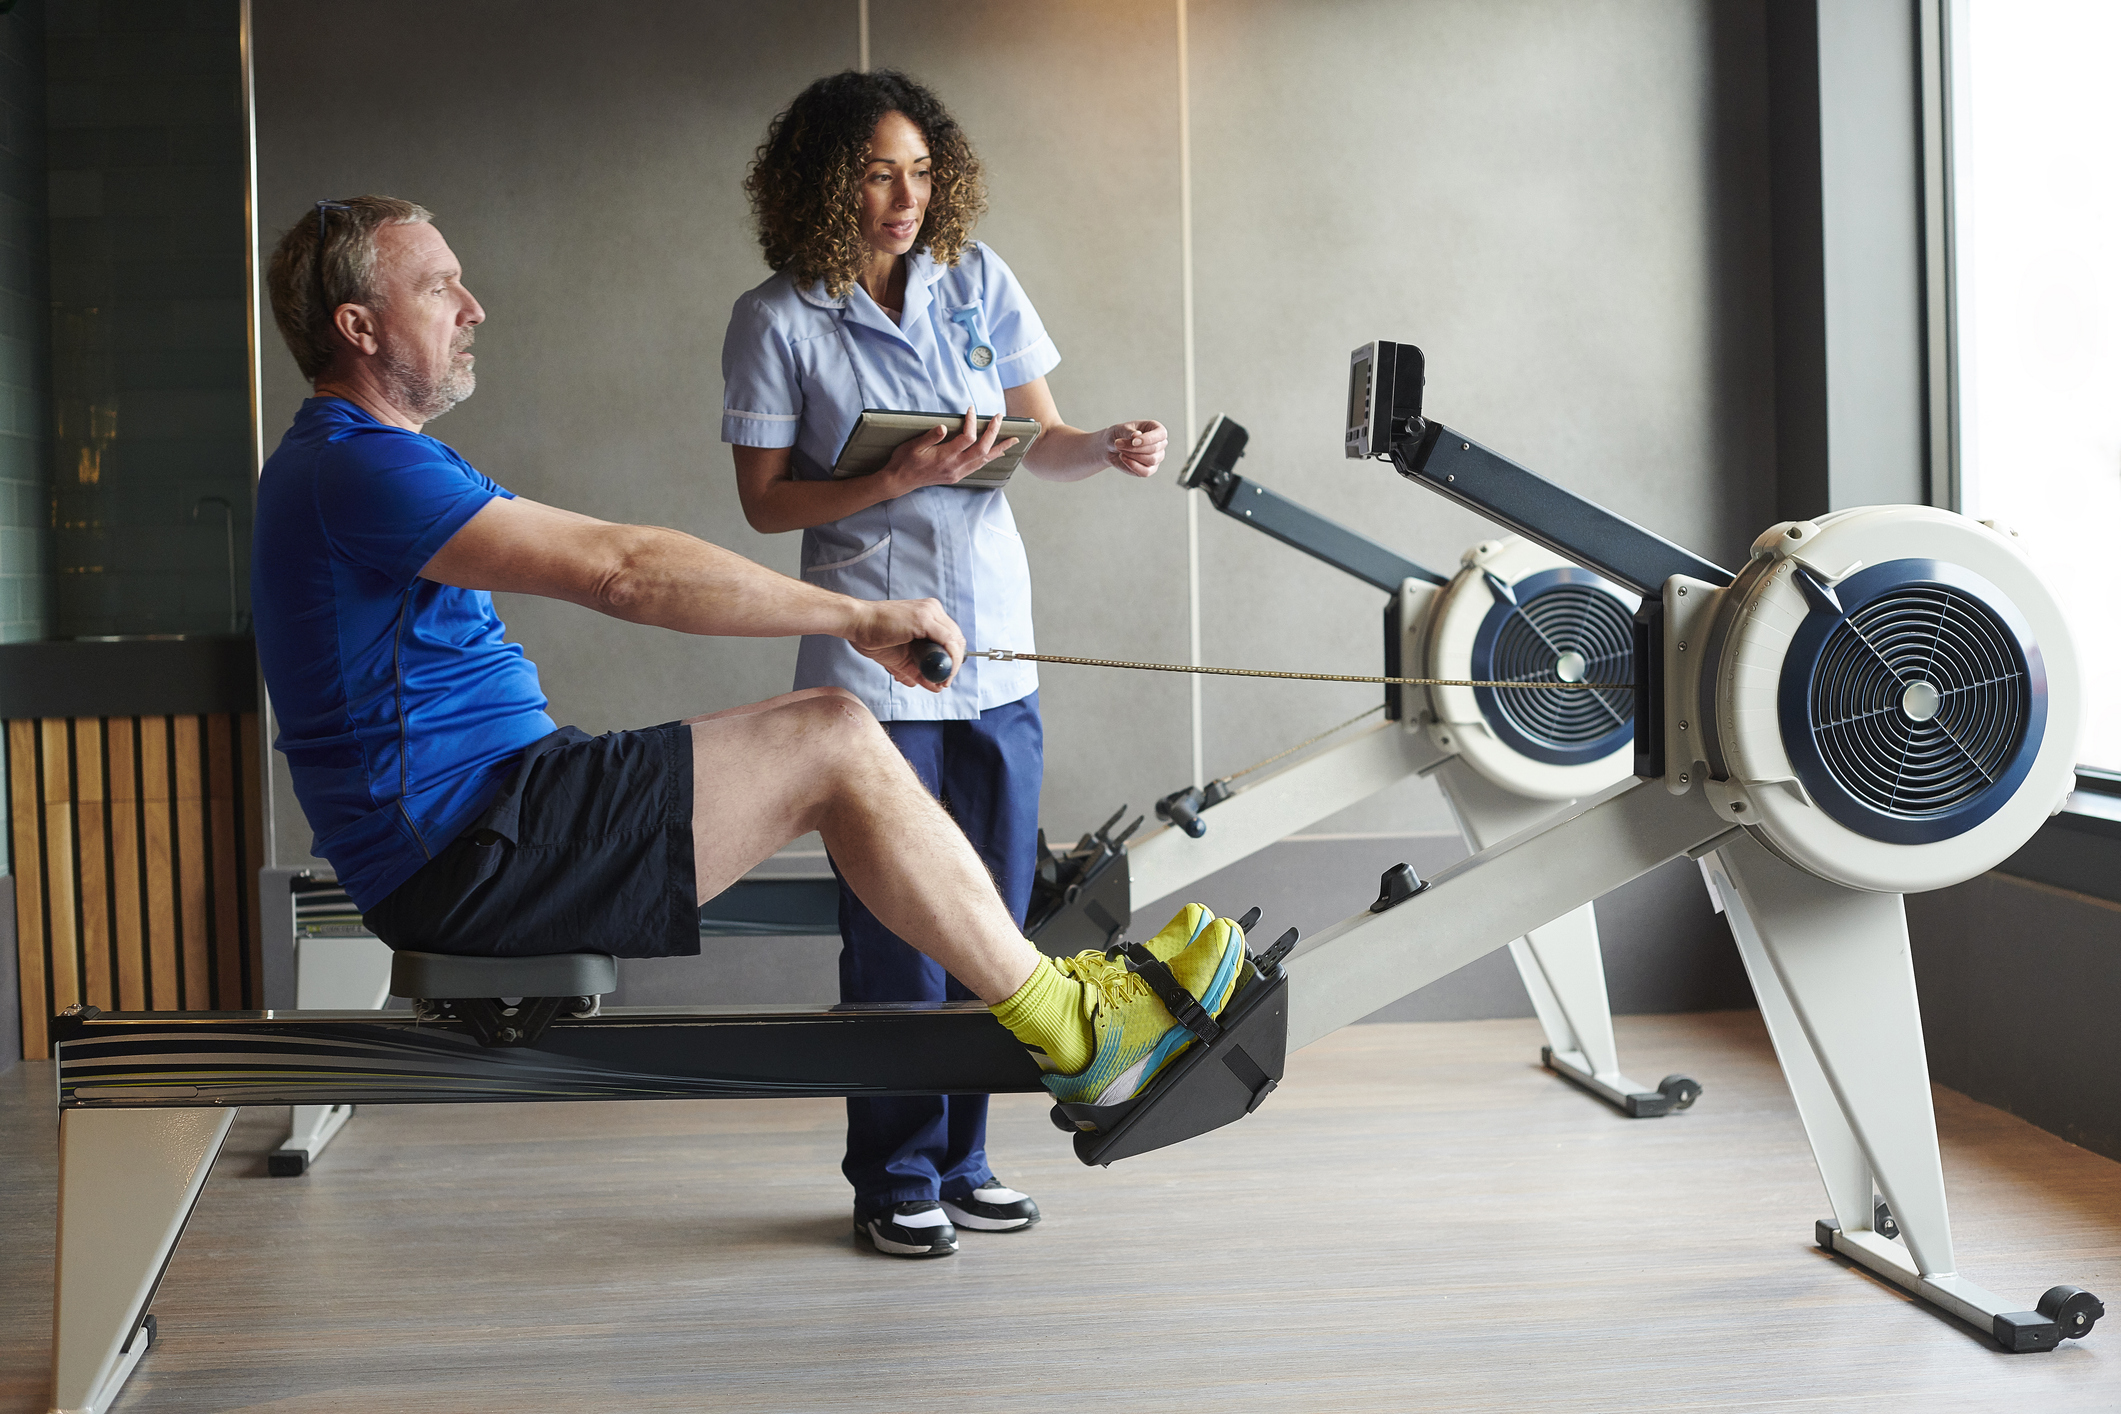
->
xmin=380 ymin=329 xmax=477 ymax=422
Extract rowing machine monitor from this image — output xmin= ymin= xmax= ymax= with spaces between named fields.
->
xmin=1179 ymin=412 xmax=1250 ymax=493
xmin=1345 ymin=340 xmax=1426 ymax=460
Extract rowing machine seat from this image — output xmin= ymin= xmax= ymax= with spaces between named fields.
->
xmin=389 ymin=950 xmax=617 ymax=1047
xmin=389 ymin=950 xmax=618 ymax=1001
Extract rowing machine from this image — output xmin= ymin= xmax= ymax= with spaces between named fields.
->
xmin=1304 ymin=338 xmax=2101 ymax=1352
xmin=1029 ymin=415 xmax=1701 ymax=1118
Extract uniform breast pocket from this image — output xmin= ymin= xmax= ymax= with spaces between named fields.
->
xmin=803 ymin=531 xmax=893 ymax=601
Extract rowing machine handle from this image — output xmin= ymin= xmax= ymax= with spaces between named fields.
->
xmin=913 ymin=639 xmax=956 ymax=684
xmin=1156 ymin=786 xmax=1209 ymax=839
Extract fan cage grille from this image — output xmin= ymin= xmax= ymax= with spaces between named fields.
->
xmin=1808 ymin=586 xmax=2029 ymax=818
xmin=1473 ymin=569 xmax=1635 ymax=766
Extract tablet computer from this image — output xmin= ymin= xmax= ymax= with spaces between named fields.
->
xmin=831 ymin=408 xmax=1042 ymax=488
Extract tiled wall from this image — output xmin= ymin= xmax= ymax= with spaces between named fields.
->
xmin=45 ymin=0 xmax=250 ymax=639
xmin=0 ymin=3 xmax=48 ymax=645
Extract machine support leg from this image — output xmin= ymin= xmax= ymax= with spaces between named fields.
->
xmin=1703 ymin=847 xmax=1875 ymax=1230
xmin=1439 ymin=760 xmax=1695 ymax=1117
xmin=1712 ymin=836 xmax=2081 ymax=1351
xmin=270 ymin=933 xmax=394 ymax=1175
xmin=51 ymin=1106 xmax=234 ymax=1414
xmin=270 ymin=1104 xmax=356 ymax=1177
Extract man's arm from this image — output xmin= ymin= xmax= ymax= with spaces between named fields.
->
xmin=418 ymin=497 xmax=964 ymax=689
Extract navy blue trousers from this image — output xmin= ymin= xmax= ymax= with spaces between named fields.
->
xmin=834 ymin=692 xmax=1042 ymax=1215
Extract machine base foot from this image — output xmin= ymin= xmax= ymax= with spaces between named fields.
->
xmin=1815 ymin=1219 xmax=2102 ymax=1352
xmin=1541 ymin=1047 xmax=1700 ymax=1118
xmin=268 ymin=1103 xmax=355 ymax=1177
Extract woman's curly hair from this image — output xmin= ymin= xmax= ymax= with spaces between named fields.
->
xmin=745 ymin=70 xmax=986 ymax=298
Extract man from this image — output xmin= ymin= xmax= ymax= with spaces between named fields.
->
xmin=253 ymin=195 xmax=1249 ymax=1257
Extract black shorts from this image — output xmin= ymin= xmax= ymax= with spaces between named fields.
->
xmin=365 ymin=723 xmax=700 ymax=959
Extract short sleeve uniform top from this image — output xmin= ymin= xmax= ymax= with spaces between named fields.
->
xmin=720 ymin=241 xmax=1059 ymax=721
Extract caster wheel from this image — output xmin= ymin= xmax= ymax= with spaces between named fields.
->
xmin=2038 ymin=1285 xmax=2105 ymax=1340
xmin=1874 ymin=1199 xmax=1900 ymax=1241
xmin=1657 ymin=1074 xmax=1702 ymax=1110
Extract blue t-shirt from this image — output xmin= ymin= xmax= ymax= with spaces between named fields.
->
xmin=253 ymin=397 xmax=557 ymax=910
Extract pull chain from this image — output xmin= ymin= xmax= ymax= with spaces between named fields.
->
xmin=1216 ymin=702 xmax=1387 ymax=786
xmin=968 ymin=649 xmax=1633 ymax=692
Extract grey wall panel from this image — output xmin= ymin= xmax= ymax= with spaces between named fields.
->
xmin=1186 ymin=0 xmax=1776 ymax=830
xmin=872 ymin=0 xmax=1194 ymax=834
xmin=1907 ymin=873 xmax=2121 ymax=1164
xmin=1768 ymin=0 xmax=1930 ymax=520
xmin=1815 ymin=0 xmax=1927 ymax=510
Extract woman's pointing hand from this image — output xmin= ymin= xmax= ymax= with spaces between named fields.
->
xmin=1103 ymin=420 xmax=1167 ymax=478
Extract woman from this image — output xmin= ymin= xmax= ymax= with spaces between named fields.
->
xmin=721 ymin=70 xmax=1167 ymax=1259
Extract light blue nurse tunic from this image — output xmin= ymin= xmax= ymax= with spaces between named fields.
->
xmin=719 ymin=241 xmax=1059 ymax=720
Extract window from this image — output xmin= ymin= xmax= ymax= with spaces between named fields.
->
xmin=1956 ymin=0 xmax=2121 ymax=771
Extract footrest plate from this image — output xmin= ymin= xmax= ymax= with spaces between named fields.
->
xmin=1051 ymin=965 xmax=1290 ymax=1167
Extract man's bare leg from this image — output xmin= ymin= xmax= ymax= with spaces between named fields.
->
xmin=684 ymin=688 xmax=1040 ymax=1003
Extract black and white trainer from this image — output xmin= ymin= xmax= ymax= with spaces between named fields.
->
xmin=855 ymin=1200 xmax=958 ymax=1258
xmin=941 ymin=1181 xmax=1040 ymax=1232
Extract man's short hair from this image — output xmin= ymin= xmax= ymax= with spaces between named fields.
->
xmin=266 ymin=195 xmax=434 ymax=382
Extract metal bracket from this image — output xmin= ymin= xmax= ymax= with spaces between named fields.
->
xmin=1025 ymin=805 xmax=1141 ymax=952
xmin=415 ymin=993 xmax=599 ymax=1048
xmin=1391 ymin=416 xmax=1733 ymax=596
xmin=1154 ymin=779 xmax=1232 ymax=838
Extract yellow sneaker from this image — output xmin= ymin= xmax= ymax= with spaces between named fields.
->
xmin=1041 ymin=912 xmax=1249 ymax=1109
xmin=1139 ymin=903 xmax=1215 ymax=962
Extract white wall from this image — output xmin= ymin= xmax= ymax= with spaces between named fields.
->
xmin=254 ymin=1 xmax=1774 ymax=898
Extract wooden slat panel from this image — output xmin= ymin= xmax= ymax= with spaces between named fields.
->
xmin=107 ymin=718 xmax=146 ymax=1011
xmin=207 ymin=713 xmax=243 ymax=1010
xmin=72 ymin=718 xmax=111 ymax=1010
xmin=140 ymin=716 xmax=179 ymax=1009
xmin=240 ymin=711 xmax=264 ymax=1008
xmin=7 ymin=719 xmax=48 ymax=1059
xmin=173 ymin=715 xmax=209 ymax=1008
xmin=39 ymin=718 xmax=79 ymax=1019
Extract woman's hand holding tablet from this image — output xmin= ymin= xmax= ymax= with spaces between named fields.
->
xmin=833 ymin=406 xmax=1043 ymax=489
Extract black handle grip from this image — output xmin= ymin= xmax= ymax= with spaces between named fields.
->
xmin=1156 ymin=786 xmax=1208 ymax=839
xmin=913 ymin=639 xmax=955 ymax=684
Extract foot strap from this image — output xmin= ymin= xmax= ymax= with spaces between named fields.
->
xmin=1108 ymin=940 xmax=1223 ymax=1044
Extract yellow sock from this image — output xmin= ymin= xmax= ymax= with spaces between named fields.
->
xmin=990 ymin=955 xmax=1092 ymax=1075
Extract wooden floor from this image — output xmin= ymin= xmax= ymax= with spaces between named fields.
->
xmin=3 ymin=1011 xmax=2117 ymax=1413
